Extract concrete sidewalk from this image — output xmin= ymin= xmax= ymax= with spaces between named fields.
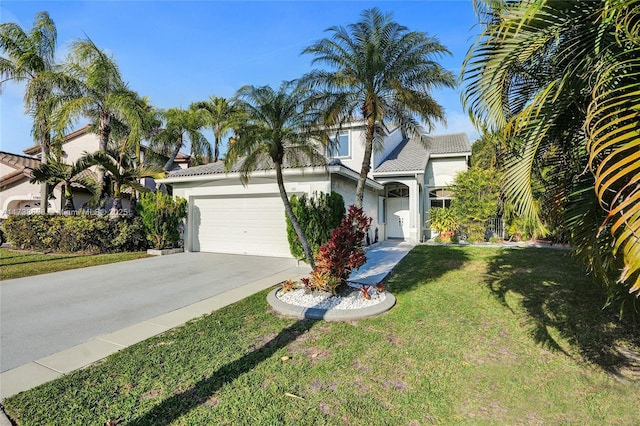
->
xmin=0 ymin=240 xmax=413 ymax=403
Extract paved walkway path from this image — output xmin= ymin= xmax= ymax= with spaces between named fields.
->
xmin=0 ymin=240 xmax=413 ymax=402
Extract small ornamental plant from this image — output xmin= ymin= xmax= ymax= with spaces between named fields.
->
xmin=307 ymin=205 xmax=372 ymax=294
xmin=280 ymin=279 xmax=298 ymax=293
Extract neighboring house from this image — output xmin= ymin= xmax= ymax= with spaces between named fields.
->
xmin=1 ymin=125 xmax=190 ymax=218
xmin=0 ymin=151 xmax=51 ymax=216
xmin=159 ymin=122 xmax=471 ymax=258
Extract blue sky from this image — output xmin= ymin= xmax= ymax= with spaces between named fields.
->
xmin=0 ymin=0 xmax=480 ymax=156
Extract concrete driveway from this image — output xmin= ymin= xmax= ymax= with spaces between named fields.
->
xmin=1 ymin=252 xmax=307 ymax=373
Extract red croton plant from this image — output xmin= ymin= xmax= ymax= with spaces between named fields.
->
xmin=304 ymin=205 xmax=372 ymax=294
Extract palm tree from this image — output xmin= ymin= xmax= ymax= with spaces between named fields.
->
xmin=462 ymin=0 xmax=640 ymax=298
xmin=0 ymin=11 xmax=59 ymax=212
xmin=81 ymin=150 xmax=165 ymax=217
xmin=226 ymin=82 xmax=326 ymax=268
xmin=53 ymin=37 xmax=144 ymax=164
xmin=151 ymin=107 xmax=211 ymax=171
xmin=191 ymin=96 xmax=242 ymax=162
xmin=29 ymin=155 xmax=97 ymax=212
xmin=301 ymin=7 xmax=455 ymax=209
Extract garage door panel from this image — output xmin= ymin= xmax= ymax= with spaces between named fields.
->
xmin=192 ymin=196 xmax=291 ymax=257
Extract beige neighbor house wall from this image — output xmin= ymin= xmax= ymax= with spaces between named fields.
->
xmin=0 ymin=171 xmax=54 ymax=217
xmin=21 ymin=126 xmax=185 ymax=213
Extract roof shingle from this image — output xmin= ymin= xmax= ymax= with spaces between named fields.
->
xmin=374 ymin=133 xmax=470 ymax=173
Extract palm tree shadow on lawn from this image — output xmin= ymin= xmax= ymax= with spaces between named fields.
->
xmin=484 ymin=247 xmax=640 ymax=379
xmin=127 ymin=319 xmax=318 ymax=426
xmin=384 ymin=245 xmax=471 ymax=295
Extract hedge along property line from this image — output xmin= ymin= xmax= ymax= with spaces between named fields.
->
xmin=2 ymin=214 xmax=147 ymax=253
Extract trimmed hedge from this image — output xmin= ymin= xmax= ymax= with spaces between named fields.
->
xmin=2 ymin=214 xmax=147 ymax=253
xmin=286 ymin=191 xmax=345 ymax=261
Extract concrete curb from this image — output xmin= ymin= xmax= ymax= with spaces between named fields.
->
xmin=267 ymin=288 xmax=396 ymax=321
xmin=0 ymin=408 xmax=12 ymax=426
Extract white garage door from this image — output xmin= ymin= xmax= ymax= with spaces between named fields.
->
xmin=191 ymin=195 xmax=291 ymax=257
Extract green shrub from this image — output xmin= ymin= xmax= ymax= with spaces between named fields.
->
xmin=135 ymin=192 xmax=187 ymax=249
xmin=307 ymin=205 xmax=371 ymax=294
xmin=286 ymin=191 xmax=345 ymax=261
xmin=450 ymin=167 xmax=501 ymax=241
xmin=427 ymin=207 xmax=458 ymax=235
xmin=2 ymin=214 xmax=146 ymax=253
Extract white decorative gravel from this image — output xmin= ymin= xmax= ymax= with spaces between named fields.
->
xmin=276 ymin=288 xmax=386 ymax=310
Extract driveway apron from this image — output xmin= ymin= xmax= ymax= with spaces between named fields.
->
xmin=1 ymin=252 xmax=302 ymax=373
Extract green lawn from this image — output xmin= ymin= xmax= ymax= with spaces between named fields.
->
xmin=4 ymin=246 xmax=639 ymax=425
xmin=0 ymin=248 xmax=150 ymax=280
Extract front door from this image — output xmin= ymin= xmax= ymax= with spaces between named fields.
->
xmin=386 ymin=197 xmax=410 ymax=239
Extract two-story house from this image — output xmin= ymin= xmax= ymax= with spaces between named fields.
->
xmin=159 ymin=122 xmax=471 ymax=258
xmin=1 ymin=125 xmax=190 ymax=218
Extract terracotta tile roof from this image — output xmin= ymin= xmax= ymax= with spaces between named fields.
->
xmin=374 ymin=133 xmax=471 ymax=174
xmin=0 ymin=151 xmax=41 ymax=170
xmin=23 ymin=128 xmax=190 ymax=161
xmin=23 ymin=125 xmax=93 ymax=155
xmin=0 ymin=151 xmax=41 ymax=189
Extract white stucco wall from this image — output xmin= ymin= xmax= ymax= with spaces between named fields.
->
xmin=424 ymin=156 xmax=469 ymax=239
xmin=171 ymin=172 xmax=334 ymax=254
xmin=172 ymin=173 xmax=331 ymax=200
xmin=425 ymin=156 xmax=469 ymax=188
xmin=330 ymin=174 xmax=382 ymax=243
xmin=335 ymin=124 xmax=404 ymax=179
xmin=373 ymin=126 xmax=404 ymax=169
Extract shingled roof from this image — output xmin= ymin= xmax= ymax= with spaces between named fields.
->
xmin=167 ymin=132 xmax=471 ymax=178
xmin=374 ymin=133 xmax=470 ymax=174
xmin=168 ymin=155 xmax=329 ymax=178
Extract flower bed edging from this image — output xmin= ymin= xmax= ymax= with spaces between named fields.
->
xmin=267 ymin=288 xmax=396 ymax=321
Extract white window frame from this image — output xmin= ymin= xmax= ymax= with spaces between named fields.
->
xmin=327 ymin=132 xmax=350 ymax=158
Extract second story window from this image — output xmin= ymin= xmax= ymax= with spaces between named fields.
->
xmin=327 ymin=133 xmax=349 ymax=158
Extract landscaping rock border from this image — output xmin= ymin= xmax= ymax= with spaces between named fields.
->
xmin=267 ymin=288 xmax=396 ymax=321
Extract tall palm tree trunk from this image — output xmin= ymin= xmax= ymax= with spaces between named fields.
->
xmin=354 ymin=120 xmax=375 ymax=209
xmin=214 ymin=132 xmax=220 ymax=162
xmin=39 ymin=133 xmax=50 ymax=213
xmin=275 ymin=162 xmax=315 ymax=268
xmin=62 ymin=184 xmax=75 ymax=211
xmin=164 ymin=142 xmax=182 ymax=171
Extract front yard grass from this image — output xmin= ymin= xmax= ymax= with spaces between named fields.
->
xmin=4 ymin=246 xmax=639 ymax=425
xmin=0 ymin=248 xmax=150 ymax=280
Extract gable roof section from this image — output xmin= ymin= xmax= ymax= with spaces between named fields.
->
xmin=23 ymin=125 xmax=92 ymax=155
xmin=0 ymin=151 xmax=41 ymax=170
xmin=23 ymin=126 xmax=191 ymax=162
xmin=427 ymin=133 xmax=472 ymax=156
xmin=374 ymin=137 xmax=427 ymax=173
xmin=374 ymin=133 xmax=470 ymax=174
xmin=0 ymin=151 xmax=41 ymax=189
